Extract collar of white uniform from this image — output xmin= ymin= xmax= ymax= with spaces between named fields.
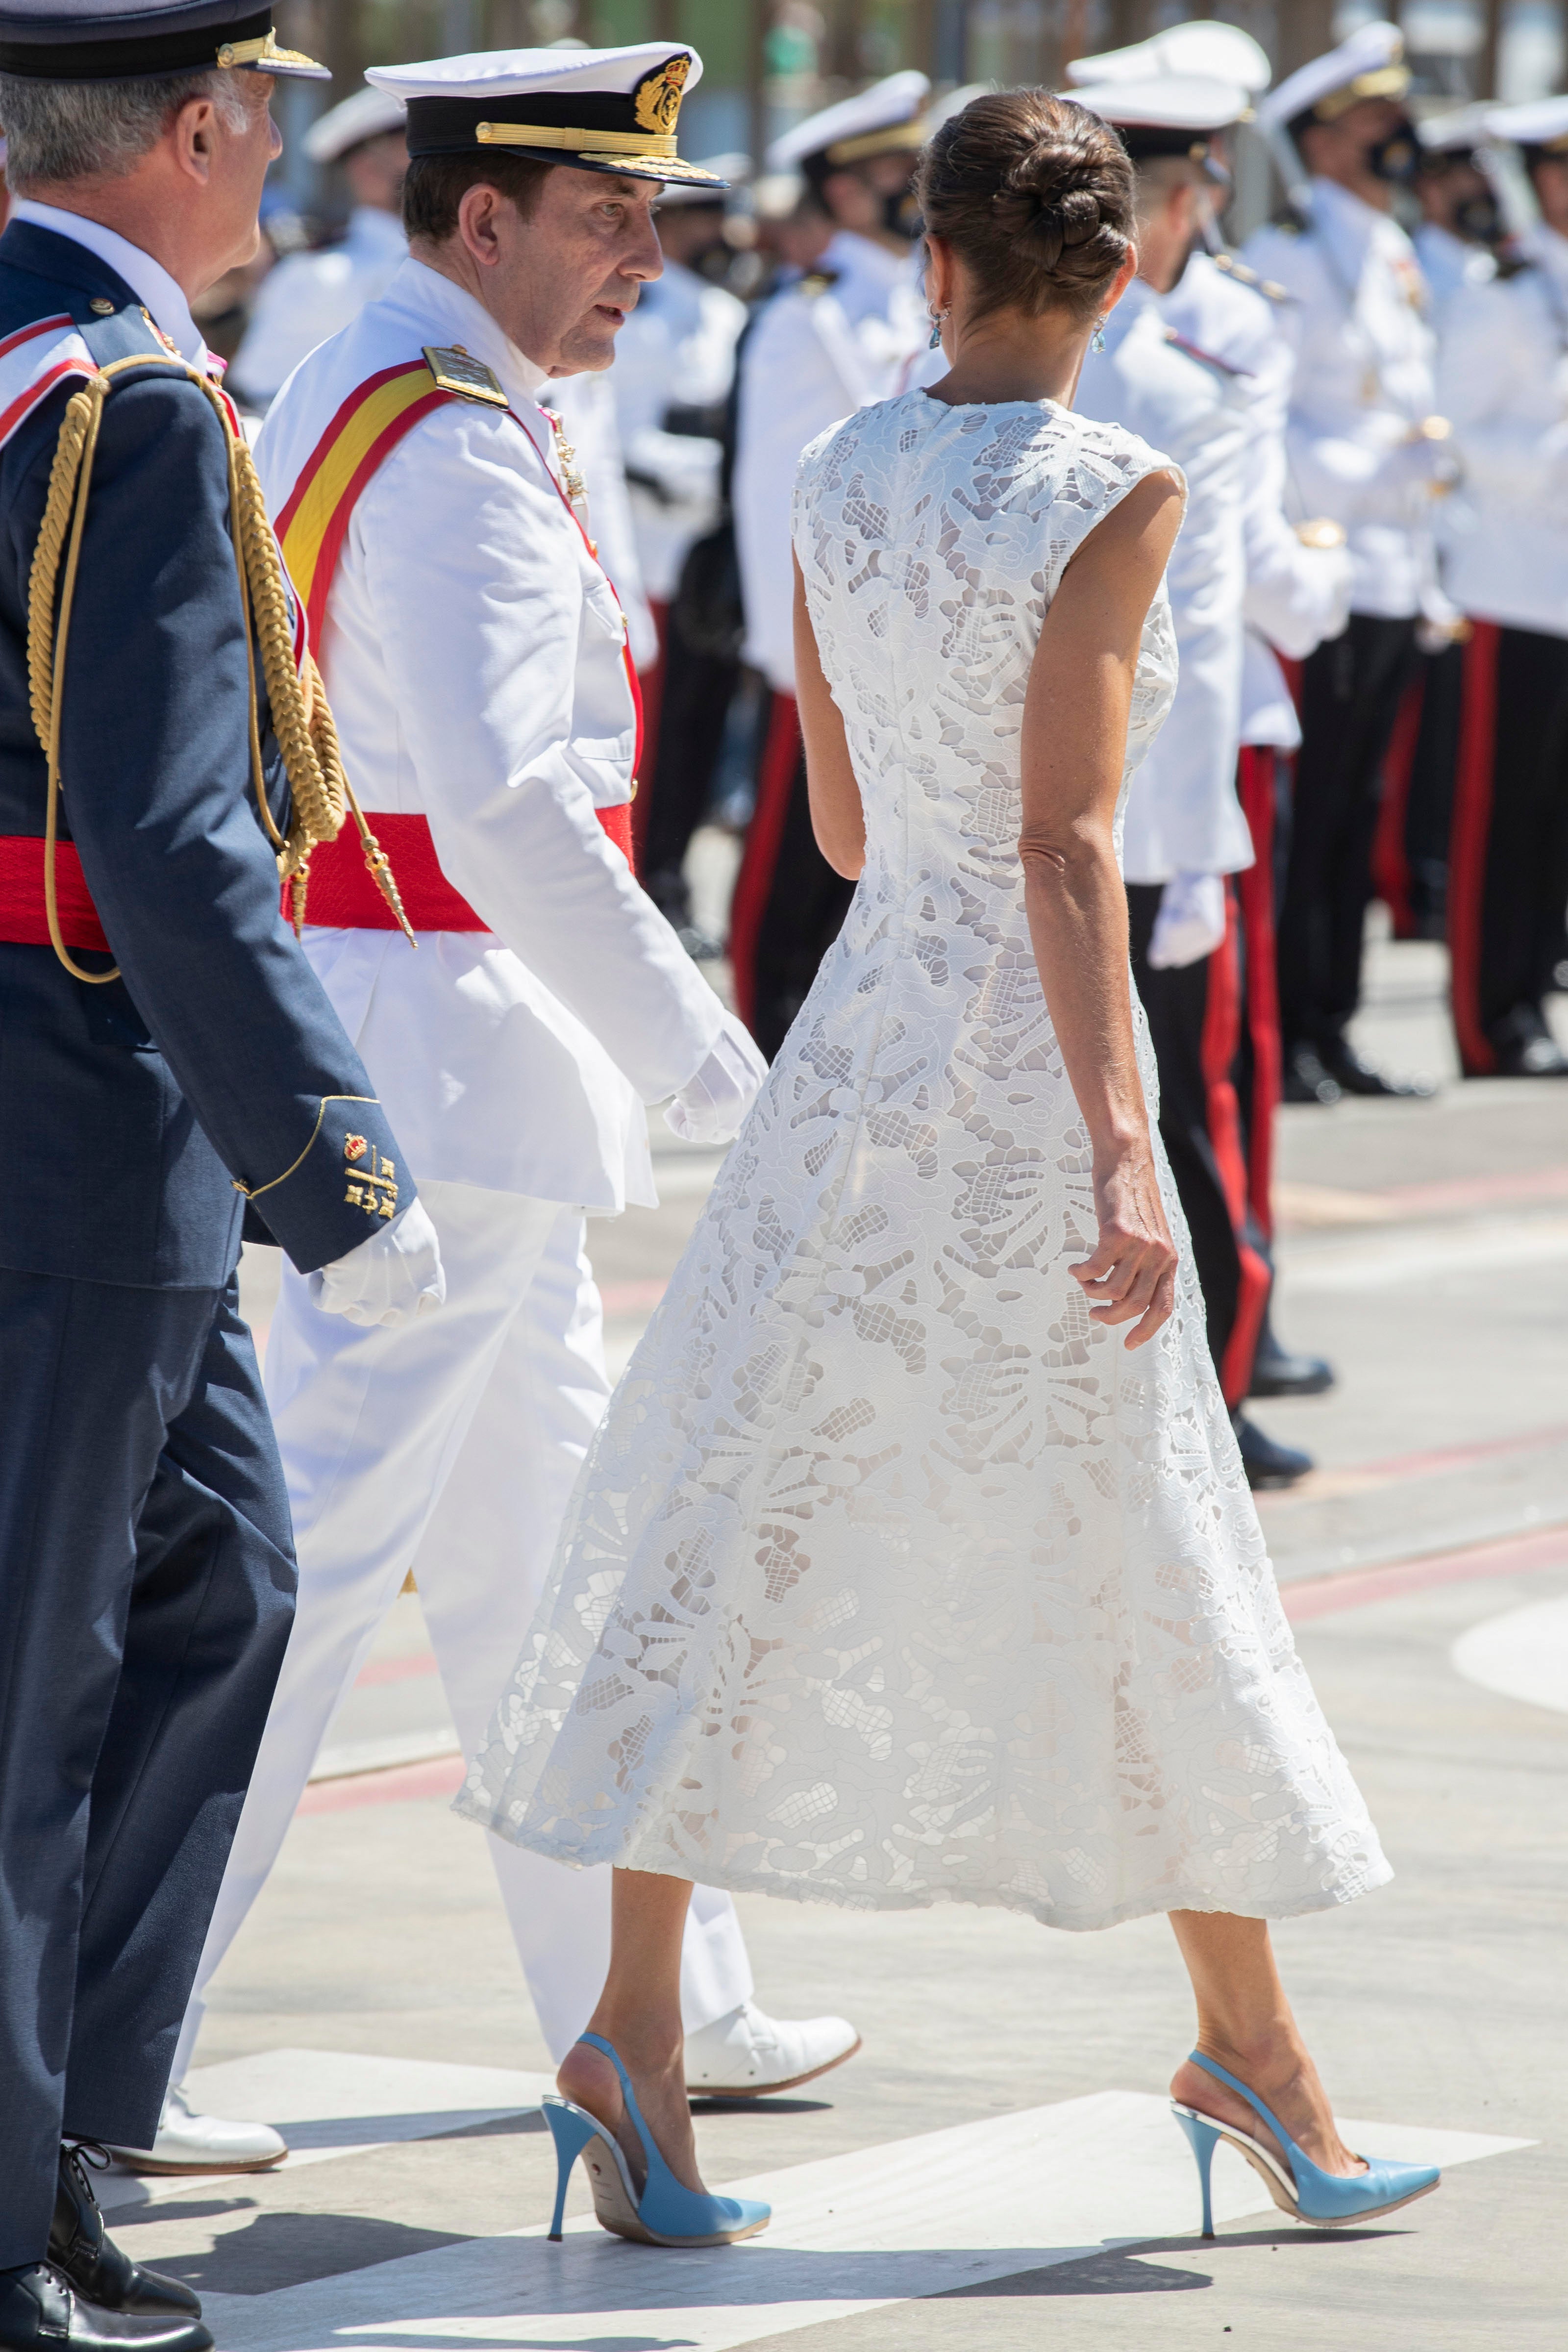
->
xmin=1519 ymin=220 xmax=1568 ymax=286
xmin=1308 ymin=173 xmax=1403 ymax=250
xmin=347 ymin=205 xmax=410 ymax=260
xmin=821 ymin=226 xmax=914 ymax=293
xmin=14 ymin=198 xmax=211 ymax=367
xmin=387 ymin=255 xmax=549 ymax=405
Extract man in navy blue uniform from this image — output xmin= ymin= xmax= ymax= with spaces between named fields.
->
xmin=0 ymin=8 xmax=444 ymax=2343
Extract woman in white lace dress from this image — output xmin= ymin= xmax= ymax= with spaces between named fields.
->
xmin=460 ymin=95 xmax=1434 ymax=2246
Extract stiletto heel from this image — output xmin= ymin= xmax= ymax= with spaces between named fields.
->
xmin=543 ymin=2100 xmax=600 ymax=2240
xmin=1170 ymin=2050 xmax=1441 ymax=2232
xmin=1171 ymin=2103 xmax=1221 ymax=2237
xmin=544 ymin=2032 xmax=771 ymax=2249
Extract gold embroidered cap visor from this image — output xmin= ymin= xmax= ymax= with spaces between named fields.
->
xmin=378 ymin=48 xmax=725 ymax=188
xmin=0 ymin=3 xmax=326 ymax=81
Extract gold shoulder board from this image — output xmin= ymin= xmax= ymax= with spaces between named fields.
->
xmin=422 ymin=345 xmax=509 ymax=407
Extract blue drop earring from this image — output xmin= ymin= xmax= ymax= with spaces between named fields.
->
xmin=1091 ymin=316 xmax=1108 ymax=354
xmin=928 ymin=307 xmax=947 ymax=350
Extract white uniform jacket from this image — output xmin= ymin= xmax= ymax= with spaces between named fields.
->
xmin=232 ymin=206 xmax=408 ymax=410
xmin=1414 ymin=221 xmax=1495 ymax=316
xmin=1437 ymin=225 xmax=1568 ymax=638
xmin=734 ymin=231 xmax=925 ymax=692
xmin=255 ymin=258 xmax=724 ymax=1213
xmin=540 ymin=368 xmax=658 ymax=670
xmin=612 ymin=257 xmax=746 ymax=603
xmin=1162 ymin=252 xmax=1352 ymax=753
xmin=1244 ymin=179 xmax=1439 ymax=621
xmin=1075 ymin=277 xmax=1254 ymax=883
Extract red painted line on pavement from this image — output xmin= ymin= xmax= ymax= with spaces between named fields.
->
xmin=599 ymin=1276 xmax=670 ymax=1317
xmin=1371 ymin=1164 xmax=1568 ymax=1217
xmin=1258 ymin=1419 xmax=1568 ymax=1505
xmin=1281 ymin=1523 xmax=1568 ymax=1623
xmin=354 ymin=1651 xmax=439 ymax=1687
xmin=298 ymin=1754 xmax=465 ymax=1816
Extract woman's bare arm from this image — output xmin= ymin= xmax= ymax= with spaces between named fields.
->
xmin=1019 ymin=469 xmax=1186 ymax=1348
xmin=793 ymin=554 xmax=866 ymax=879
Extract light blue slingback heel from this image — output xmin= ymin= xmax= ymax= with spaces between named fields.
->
xmin=543 ymin=2032 xmax=772 ymax=2249
xmin=1171 ymin=2050 xmax=1442 ymax=2239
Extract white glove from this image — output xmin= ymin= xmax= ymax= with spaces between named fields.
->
xmin=664 ymin=1009 xmax=769 ymax=1146
xmin=1147 ymin=872 xmax=1227 ymax=972
xmin=308 ymin=1199 xmax=446 ymax=1328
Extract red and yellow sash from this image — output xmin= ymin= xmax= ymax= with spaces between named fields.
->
xmin=273 ymin=360 xmax=636 ymax=928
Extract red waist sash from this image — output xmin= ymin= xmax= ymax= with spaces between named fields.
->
xmin=0 ymin=836 xmax=110 ymax=952
xmin=291 ymin=806 xmax=634 ymax=932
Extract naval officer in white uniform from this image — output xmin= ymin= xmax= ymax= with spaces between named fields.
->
xmin=1244 ymin=21 xmax=1449 ymax=1105
xmin=1437 ymin=96 xmax=1568 ymax=1078
xmin=229 ymin=81 xmax=409 ymax=411
xmin=155 ymin=41 xmax=858 ymax=2176
xmin=729 ymin=70 xmax=931 ymax=1053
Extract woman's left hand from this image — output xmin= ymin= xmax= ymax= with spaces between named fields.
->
xmin=1070 ymin=1144 xmax=1179 ymax=1349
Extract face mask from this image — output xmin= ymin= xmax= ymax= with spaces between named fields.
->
xmin=882 ymin=182 xmax=921 ymax=242
xmin=1368 ymin=118 xmax=1421 ymax=185
xmin=1454 ymin=190 xmax=1504 ymax=247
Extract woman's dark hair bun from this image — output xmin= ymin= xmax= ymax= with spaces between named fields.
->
xmin=916 ymin=91 xmax=1133 ymax=325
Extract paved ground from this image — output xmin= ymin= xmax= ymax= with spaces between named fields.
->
xmin=127 ymin=928 xmax=1568 ymax=2350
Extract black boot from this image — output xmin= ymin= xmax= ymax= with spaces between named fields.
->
xmin=1282 ymin=1043 xmax=1342 ymax=1105
xmin=1232 ymin=1409 xmax=1313 ymax=1490
xmin=1249 ymin=1323 xmax=1335 ymax=1400
xmin=1488 ymin=1005 xmax=1568 ymax=1078
xmin=0 ymin=2265 xmax=210 ymax=2352
xmin=50 ymin=2147 xmax=200 ymax=2322
xmin=1323 ymin=1041 xmax=1435 ymax=1099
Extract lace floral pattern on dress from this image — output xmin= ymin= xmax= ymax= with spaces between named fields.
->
xmin=459 ymin=391 xmax=1390 ymax=1927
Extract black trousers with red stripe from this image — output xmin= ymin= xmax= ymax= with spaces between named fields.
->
xmin=729 ymin=691 xmax=855 ymax=1059
xmin=1449 ymin=620 xmax=1568 ymax=1073
xmin=1277 ymin=613 xmax=1421 ymax=1055
xmin=1129 ymin=880 xmax=1270 ymax=1409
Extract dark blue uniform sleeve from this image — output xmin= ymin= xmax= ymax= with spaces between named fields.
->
xmin=33 ymin=368 xmax=411 ymax=1275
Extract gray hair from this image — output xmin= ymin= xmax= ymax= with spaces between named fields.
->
xmin=0 ymin=68 xmax=253 ymax=192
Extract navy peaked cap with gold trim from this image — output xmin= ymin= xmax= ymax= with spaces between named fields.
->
xmin=367 ymin=43 xmax=724 ymax=189
xmin=0 ymin=2 xmax=327 ymax=80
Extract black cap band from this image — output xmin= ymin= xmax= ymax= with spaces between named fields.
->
xmin=0 ymin=7 xmax=310 ymax=82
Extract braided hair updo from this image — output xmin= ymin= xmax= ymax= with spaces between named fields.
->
xmin=916 ymin=90 xmax=1133 ymax=325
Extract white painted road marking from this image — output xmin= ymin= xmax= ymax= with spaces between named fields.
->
xmin=1453 ymin=1591 xmax=1568 ymax=1715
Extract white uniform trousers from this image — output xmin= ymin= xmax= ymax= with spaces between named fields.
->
xmin=174 ymin=1179 xmax=752 ymax=2079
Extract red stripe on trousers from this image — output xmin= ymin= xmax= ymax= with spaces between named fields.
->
xmin=1370 ymin=672 xmax=1424 ymax=939
xmin=1447 ymin=620 xmax=1501 ymax=1076
xmin=633 ymin=598 xmax=669 ymax=870
xmin=1201 ymin=885 xmax=1272 ymax=1409
xmin=1234 ymin=747 xmax=1282 ymax=1243
xmin=727 ymin=689 xmax=800 ymax=1035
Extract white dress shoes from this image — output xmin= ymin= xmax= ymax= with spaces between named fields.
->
xmin=105 ymin=2086 xmax=287 ymax=2175
xmin=683 ymin=2002 xmax=861 ymax=2097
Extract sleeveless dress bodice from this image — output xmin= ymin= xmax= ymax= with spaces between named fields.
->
xmin=460 ymin=393 xmax=1388 ymax=1931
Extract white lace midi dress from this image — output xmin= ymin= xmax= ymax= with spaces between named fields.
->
xmin=459 ymin=391 xmax=1390 ymax=1928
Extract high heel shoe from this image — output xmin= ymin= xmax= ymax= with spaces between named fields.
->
xmin=1171 ymin=2050 xmax=1441 ymax=2238
xmin=543 ymin=2032 xmax=772 ymax=2249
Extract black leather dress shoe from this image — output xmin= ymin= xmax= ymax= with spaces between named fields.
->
xmin=0 ymin=2265 xmax=211 ymax=2351
xmin=1489 ymin=1006 xmax=1568 ymax=1077
xmin=51 ymin=2147 xmax=200 ymax=2321
xmin=1249 ymin=1332 xmax=1336 ymax=1399
xmin=1282 ymin=1044 xmax=1342 ymax=1105
xmin=1323 ymin=1042 xmax=1435 ymax=1099
xmin=1232 ymin=1410 xmax=1313 ymax=1490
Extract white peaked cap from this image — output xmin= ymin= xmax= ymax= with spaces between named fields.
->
xmin=1484 ymin=94 xmax=1568 ymax=150
xmin=1069 ymin=73 xmax=1252 ymax=135
xmin=367 ymin=42 xmax=704 ymax=103
xmin=1417 ymin=101 xmax=1494 ymax=153
xmin=1258 ymin=21 xmax=1408 ymax=134
xmin=766 ymin=69 xmax=930 ymax=175
xmin=1068 ymin=21 xmax=1271 ymax=97
xmin=302 ymin=85 xmax=407 ymax=166
xmin=366 ymin=43 xmax=722 ymax=187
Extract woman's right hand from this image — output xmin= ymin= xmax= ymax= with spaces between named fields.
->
xmin=1070 ymin=1142 xmax=1179 ymax=1349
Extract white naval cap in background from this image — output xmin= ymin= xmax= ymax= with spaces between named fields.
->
xmin=1068 ymin=20 xmax=1271 ymax=97
xmin=1258 ymin=20 xmax=1408 ymax=135
xmin=302 ymin=83 xmax=407 ymax=167
xmin=765 ymin=68 xmax=930 ymax=175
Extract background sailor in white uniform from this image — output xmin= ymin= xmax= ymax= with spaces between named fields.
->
xmin=1244 ymin=21 xmax=1450 ymax=1106
xmin=1437 ymin=96 xmax=1568 ymax=1078
xmin=229 ymin=80 xmax=408 ymax=412
xmin=729 ymin=69 xmax=930 ymax=1053
xmin=1413 ymin=105 xmax=1501 ymax=312
xmin=161 ymin=41 xmax=858 ymax=2177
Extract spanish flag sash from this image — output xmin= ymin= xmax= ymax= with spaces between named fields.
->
xmin=273 ymin=358 xmax=637 ymax=928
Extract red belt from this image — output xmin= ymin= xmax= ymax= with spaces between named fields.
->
xmin=285 ymin=806 xmax=636 ymax=931
xmin=0 ymin=836 xmax=110 ymax=952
